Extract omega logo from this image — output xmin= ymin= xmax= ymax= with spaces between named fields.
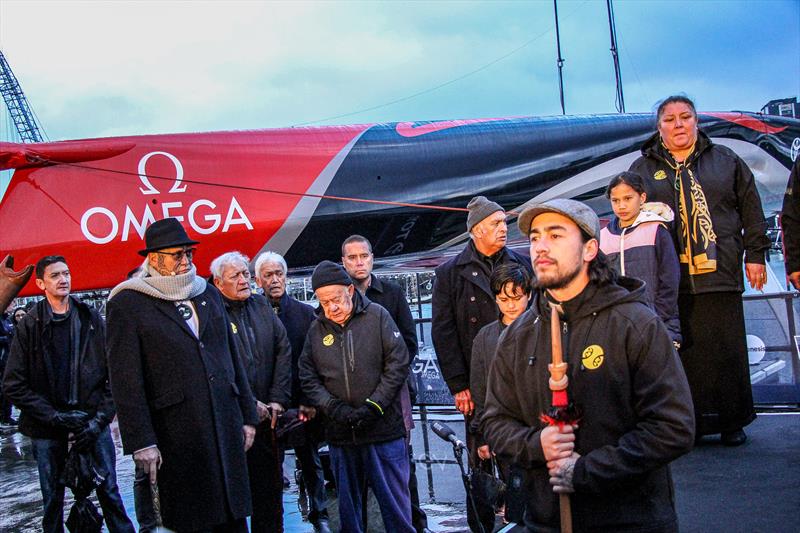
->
xmin=80 ymin=151 xmax=253 ymax=245
xmin=791 ymin=138 xmax=800 ymax=163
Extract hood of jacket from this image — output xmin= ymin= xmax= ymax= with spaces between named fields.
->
xmin=606 ymin=202 xmax=673 ymax=234
xmin=534 ymin=276 xmax=647 ymax=322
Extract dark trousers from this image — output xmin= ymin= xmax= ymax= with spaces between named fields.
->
xmin=330 ymin=438 xmax=414 ymax=533
xmin=466 ymin=415 xmax=496 ymax=533
xmin=186 ymin=518 xmax=249 ymax=533
xmin=294 ymin=441 xmax=329 ymax=523
xmin=31 ymin=427 xmax=135 ymax=533
xmin=0 ymin=357 xmax=13 ymax=421
xmin=247 ymin=422 xmax=284 ymax=533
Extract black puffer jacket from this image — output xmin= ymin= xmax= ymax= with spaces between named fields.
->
xmin=629 ymin=131 xmax=770 ymax=294
xmin=3 ymin=297 xmax=115 ymax=439
xmin=482 ymin=278 xmax=694 ymax=532
xmin=299 ymin=290 xmax=408 ymax=446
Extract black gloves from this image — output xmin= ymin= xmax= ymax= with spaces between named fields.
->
xmin=73 ymin=418 xmax=103 ymax=451
xmin=326 ymin=399 xmax=355 ymax=424
xmin=50 ymin=410 xmax=89 ymax=431
xmin=348 ymin=399 xmax=383 ymax=430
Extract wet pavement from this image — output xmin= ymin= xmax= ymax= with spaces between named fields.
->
xmin=3 ymin=410 xmax=799 ymax=532
xmin=0 ymin=410 xmax=476 ymax=533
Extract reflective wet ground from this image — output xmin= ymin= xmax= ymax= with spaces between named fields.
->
xmin=3 ymin=411 xmax=799 ymax=532
xmin=0 ymin=410 xmax=476 ymax=533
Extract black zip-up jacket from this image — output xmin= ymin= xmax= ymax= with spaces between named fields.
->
xmin=630 ymin=131 xmax=770 ymax=294
xmin=782 ymin=157 xmax=800 ymax=275
xmin=222 ymin=292 xmax=292 ymax=407
xmin=482 ymin=278 xmax=695 ymax=532
xmin=3 ymin=296 xmax=115 ymax=439
xmin=298 ymin=290 xmax=408 ymax=446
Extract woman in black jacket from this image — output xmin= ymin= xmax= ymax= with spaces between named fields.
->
xmin=629 ymin=95 xmax=770 ymax=446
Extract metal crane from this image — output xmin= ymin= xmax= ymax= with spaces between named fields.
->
xmin=0 ymin=50 xmax=45 ymax=143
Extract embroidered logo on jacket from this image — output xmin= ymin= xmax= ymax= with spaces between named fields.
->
xmin=582 ymin=345 xmax=605 ymax=370
xmin=653 ymin=170 xmax=667 ymax=181
xmin=323 ymin=334 xmax=334 ymax=347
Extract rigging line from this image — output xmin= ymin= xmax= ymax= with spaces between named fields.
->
xmin=291 ymin=0 xmax=590 ymax=127
xmin=26 ymin=157 xmax=470 ymax=213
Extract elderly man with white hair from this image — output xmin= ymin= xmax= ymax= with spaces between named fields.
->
xmin=211 ymin=251 xmax=292 ymax=533
xmin=254 ymin=251 xmax=331 ymax=533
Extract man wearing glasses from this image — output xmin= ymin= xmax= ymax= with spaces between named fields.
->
xmin=211 ymin=251 xmax=292 ymax=533
xmin=106 ymin=218 xmax=259 ymax=533
xmin=299 ymin=260 xmax=413 ymax=533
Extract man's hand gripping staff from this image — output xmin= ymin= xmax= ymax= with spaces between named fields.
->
xmin=541 ymin=305 xmax=581 ymax=533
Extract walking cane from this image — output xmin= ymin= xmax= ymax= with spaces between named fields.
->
xmin=150 ymin=479 xmax=164 ymax=529
xmin=540 ymin=305 xmax=580 ymax=533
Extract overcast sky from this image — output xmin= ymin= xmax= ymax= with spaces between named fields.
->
xmin=1 ymin=0 xmax=798 ymax=141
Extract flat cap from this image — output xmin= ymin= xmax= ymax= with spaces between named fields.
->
xmin=517 ymin=198 xmax=600 ymax=241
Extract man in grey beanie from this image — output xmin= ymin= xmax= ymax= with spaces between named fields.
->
xmin=431 ymin=196 xmax=531 ymax=533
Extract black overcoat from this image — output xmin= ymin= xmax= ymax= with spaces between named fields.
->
xmin=431 ymin=241 xmax=530 ymax=393
xmin=106 ymin=284 xmax=259 ymax=532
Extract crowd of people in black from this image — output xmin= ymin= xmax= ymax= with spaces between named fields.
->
xmin=1 ymin=94 xmax=798 ymax=533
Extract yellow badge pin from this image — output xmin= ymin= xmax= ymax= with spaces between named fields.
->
xmin=581 ymin=344 xmax=605 ymax=370
xmin=323 ymin=334 xmax=334 ymax=347
xmin=231 ymin=322 xmax=238 ymax=334
xmin=654 ymin=170 xmax=667 ymax=181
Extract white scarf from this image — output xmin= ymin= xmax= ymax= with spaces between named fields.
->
xmin=108 ymin=261 xmax=207 ymax=301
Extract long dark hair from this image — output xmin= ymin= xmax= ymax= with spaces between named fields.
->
xmin=581 ymin=230 xmax=617 ymax=286
xmin=605 ymin=171 xmax=646 ymax=198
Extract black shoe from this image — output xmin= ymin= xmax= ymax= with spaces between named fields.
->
xmin=313 ymin=519 xmax=332 ymax=533
xmin=721 ymin=429 xmax=747 ymax=446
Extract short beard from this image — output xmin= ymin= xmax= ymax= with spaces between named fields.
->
xmin=534 ymin=261 xmax=582 ymax=291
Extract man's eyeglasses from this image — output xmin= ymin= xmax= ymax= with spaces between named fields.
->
xmin=156 ymin=248 xmax=196 ymax=261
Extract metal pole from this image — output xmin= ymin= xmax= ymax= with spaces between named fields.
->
xmin=418 ymin=405 xmax=436 ymax=501
xmin=553 ymin=0 xmax=566 ymax=115
xmin=606 ymin=0 xmax=625 ymax=113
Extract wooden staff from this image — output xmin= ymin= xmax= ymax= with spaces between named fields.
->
xmin=549 ymin=305 xmax=573 ymax=533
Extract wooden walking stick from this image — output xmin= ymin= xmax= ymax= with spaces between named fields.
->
xmin=540 ymin=304 xmax=579 ymax=533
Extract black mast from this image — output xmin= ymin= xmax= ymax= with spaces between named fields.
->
xmin=553 ymin=0 xmax=566 ymax=115
xmin=606 ymin=0 xmax=625 ymax=113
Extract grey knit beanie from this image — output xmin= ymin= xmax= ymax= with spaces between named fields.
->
xmin=466 ymin=196 xmax=504 ymax=231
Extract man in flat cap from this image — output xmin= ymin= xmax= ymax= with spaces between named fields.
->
xmin=106 ymin=217 xmax=259 ymax=533
xmin=482 ymin=199 xmax=694 ymax=532
xmin=299 ymin=260 xmax=413 ymax=533
xmin=431 ymin=195 xmax=530 ymax=532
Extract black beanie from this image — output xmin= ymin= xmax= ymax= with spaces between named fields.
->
xmin=311 ymin=260 xmax=353 ymax=291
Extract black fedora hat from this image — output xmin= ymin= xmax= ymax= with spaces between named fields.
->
xmin=138 ymin=218 xmax=200 ymax=256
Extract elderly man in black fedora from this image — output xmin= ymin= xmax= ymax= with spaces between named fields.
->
xmin=106 ymin=217 xmax=259 ymax=533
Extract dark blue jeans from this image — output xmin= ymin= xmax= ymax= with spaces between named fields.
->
xmin=31 ymin=427 xmax=135 ymax=533
xmin=330 ymin=438 xmax=414 ymax=533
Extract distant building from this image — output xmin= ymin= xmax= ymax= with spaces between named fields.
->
xmin=761 ymin=97 xmax=800 ymax=118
